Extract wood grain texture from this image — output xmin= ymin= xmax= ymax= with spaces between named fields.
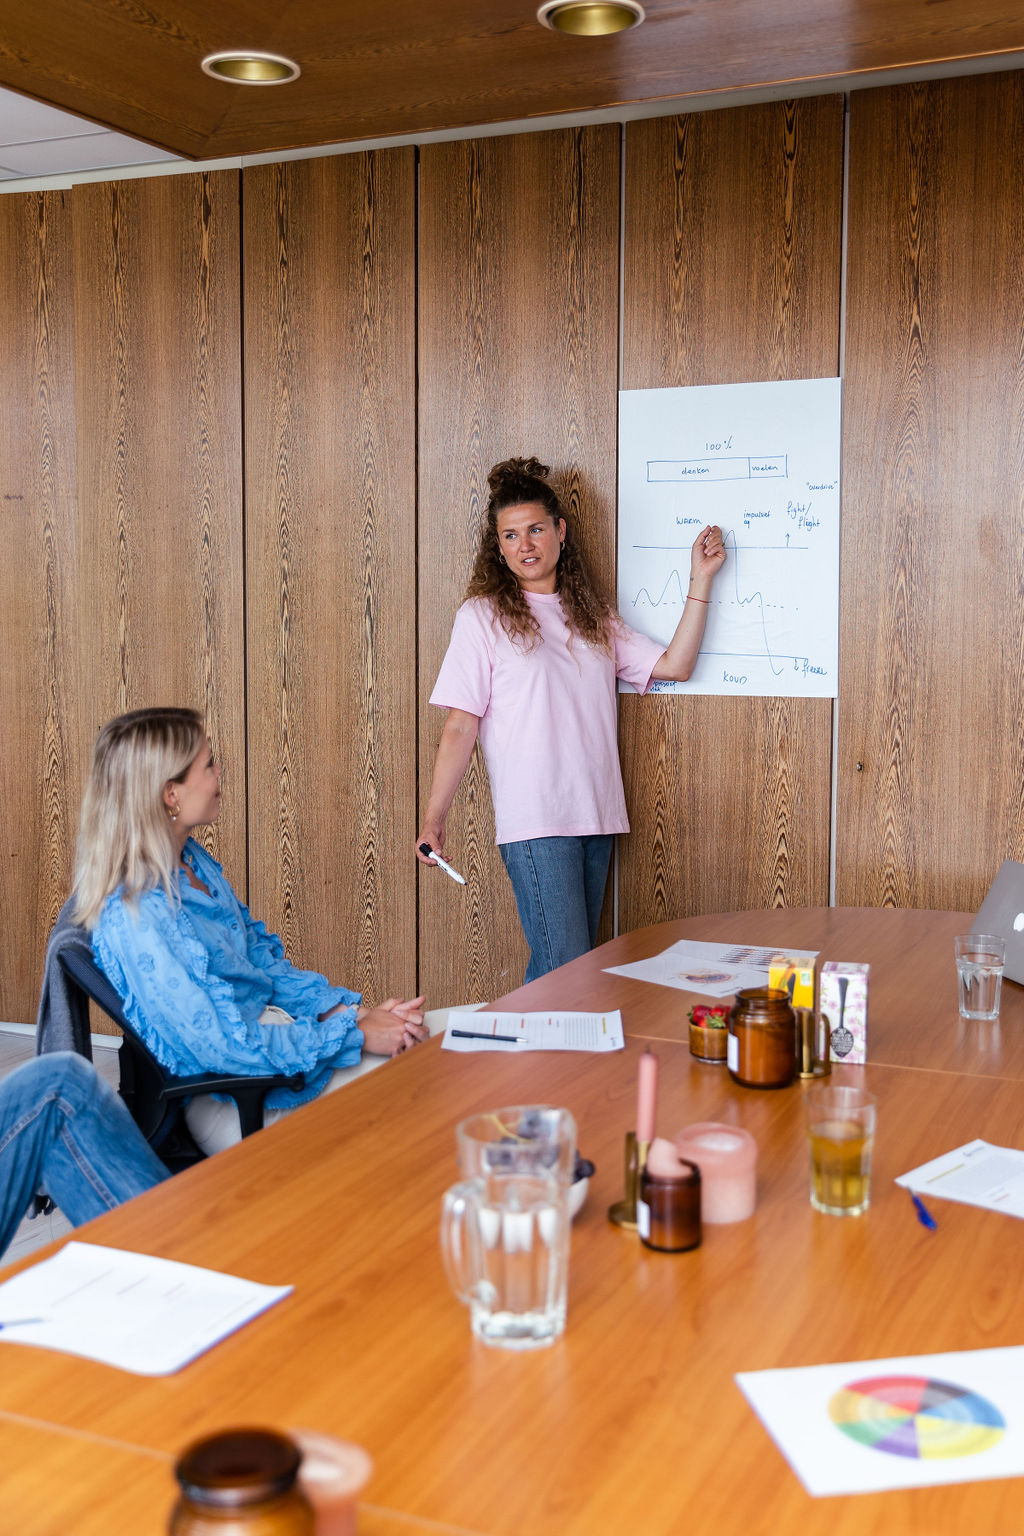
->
xmin=3 ymin=1015 xmax=1024 ymax=1533
xmin=244 ymin=153 xmax=417 ymax=1001
xmin=620 ymin=99 xmax=843 ymax=929
xmin=0 ymin=191 xmax=79 ymax=1023
xmin=839 ymin=74 xmax=1024 ymax=908
xmin=8 ymin=0 xmax=1024 ymax=157
xmin=495 ymin=904 xmax=1024 ymax=1080
xmin=0 ymin=1418 xmax=174 ymax=1536
xmin=72 ymin=172 xmax=246 ymax=897
xmin=0 ymin=1416 xmax=493 ymax=1536
xmin=418 ymin=127 xmax=620 ymax=1005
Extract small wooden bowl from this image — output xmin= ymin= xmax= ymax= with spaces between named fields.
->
xmin=689 ymin=1022 xmax=728 ymax=1062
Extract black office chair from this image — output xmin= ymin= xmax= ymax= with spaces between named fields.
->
xmin=57 ymin=948 xmax=306 ymax=1167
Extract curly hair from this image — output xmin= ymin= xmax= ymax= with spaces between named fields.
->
xmin=465 ymin=457 xmax=615 ymax=650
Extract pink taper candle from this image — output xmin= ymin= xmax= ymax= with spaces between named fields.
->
xmin=636 ymin=1049 xmax=659 ymax=1144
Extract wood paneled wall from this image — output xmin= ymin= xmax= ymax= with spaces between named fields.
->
xmin=618 ymin=100 xmax=844 ymax=929
xmin=838 ymin=75 xmax=1024 ymax=907
xmin=5 ymin=69 xmax=1024 ymax=1024
xmin=0 ymin=191 xmax=79 ymax=1021
xmin=418 ymin=127 xmax=620 ymax=1005
xmin=243 ymin=152 xmax=417 ymax=1000
xmin=73 ymin=173 xmax=246 ymax=882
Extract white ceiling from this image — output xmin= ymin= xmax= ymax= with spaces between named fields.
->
xmin=0 ymin=86 xmax=178 ymax=180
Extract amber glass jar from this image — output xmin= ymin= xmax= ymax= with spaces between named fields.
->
xmin=728 ymin=988 xmax=797 ymax=1089
xmin=169 ymin=1428 xmax=315 ymax=1535
xmin=638 ymin=1159 xmax=702 ymax=1252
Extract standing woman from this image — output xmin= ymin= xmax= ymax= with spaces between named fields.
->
xmin=416 ymin=457 xmax=726 ymax=983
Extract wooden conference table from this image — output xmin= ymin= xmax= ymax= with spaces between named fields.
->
xmin=2 ymin=908 xmax=1024 ymax=1535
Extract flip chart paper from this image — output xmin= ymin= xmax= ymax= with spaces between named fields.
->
xmin=619 ymin=378 xmax=841 ymax=698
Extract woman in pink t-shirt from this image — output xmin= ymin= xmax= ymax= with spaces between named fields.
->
xmin=417 ymin=456 xmax=726 ymax=984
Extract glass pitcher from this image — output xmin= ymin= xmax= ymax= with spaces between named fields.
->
xmin=440 ymin=1105 xmax=576 ymax=1350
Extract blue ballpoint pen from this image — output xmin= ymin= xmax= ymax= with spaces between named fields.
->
xmin=909 ymin=1192 xmax=938 ymax=1230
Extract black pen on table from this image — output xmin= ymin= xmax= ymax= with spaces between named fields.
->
xmin=450 ymin=1028 xmax=527 ymax=1044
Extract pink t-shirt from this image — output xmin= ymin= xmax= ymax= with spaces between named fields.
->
xmin=429 ymin=593 xmax=664 ymax=844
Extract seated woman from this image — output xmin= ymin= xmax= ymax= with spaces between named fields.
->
xmin=73 ymin=708 xmax=428 ymax=1154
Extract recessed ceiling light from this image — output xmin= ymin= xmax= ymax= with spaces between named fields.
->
xmin=201 ymin=51 xmax=301 ymax=85
xmin=537 ymin=0 xmax=644 ymax=35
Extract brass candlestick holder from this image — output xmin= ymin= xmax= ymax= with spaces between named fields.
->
xmin=607 ymin=1131 xmax=650 ymax=1229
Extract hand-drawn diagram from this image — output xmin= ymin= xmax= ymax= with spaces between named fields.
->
xmin=618 ymin=379 xmax=841 ymax=698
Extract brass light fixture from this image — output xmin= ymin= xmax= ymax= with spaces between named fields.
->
xmin=201 ymin=51 xmax=301 ymax=84
xmin=537 ymin=0 xmax=644 ymax=35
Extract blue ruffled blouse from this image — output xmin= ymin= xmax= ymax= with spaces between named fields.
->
xmin=93 ymin=839 xmax=364 ymax=1109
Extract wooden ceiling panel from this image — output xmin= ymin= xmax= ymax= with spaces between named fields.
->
xmin=3 ymin=0 xmax=1024 ymax=159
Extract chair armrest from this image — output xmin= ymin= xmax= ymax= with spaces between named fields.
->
xmin=159 ymin=1071 xmax=305 ymax=1100
xmin=158 ymin=1070 xmax=307 ymax=1139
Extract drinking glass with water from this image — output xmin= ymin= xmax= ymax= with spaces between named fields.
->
xmin=955 ymin=934 xmax=1005 ymax=1021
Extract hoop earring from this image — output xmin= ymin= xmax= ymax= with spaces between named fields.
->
xmin=499 ymin=554 xmax=507 ymax=565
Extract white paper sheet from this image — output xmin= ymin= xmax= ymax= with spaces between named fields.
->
xmin=604 ymin=940 xmax=817 ymax=999
xmin=0 ymin=1241 xmax=292 ymax=1375
xmin=618 ymin=378 xmax=841 ymax=698
xmin=896 ymin=1140 xmax=1024 ymax=1218
xmin=442 ymin=1010 xmax=624 ymax=1053
xmin=737 ymin=1347 xmax=1024 ymax=1496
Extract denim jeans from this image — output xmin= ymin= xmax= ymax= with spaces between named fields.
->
xmin=0 ymin=1053 xmax=169 ymax=1260
xmin=499 ymin=835 xmax=613 ymax=984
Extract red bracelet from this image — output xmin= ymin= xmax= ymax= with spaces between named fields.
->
xmin=686 ymin=595 xmax=710 ymax=604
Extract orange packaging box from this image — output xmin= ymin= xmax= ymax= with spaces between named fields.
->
xmin=768 ymin=955 xmax=815 ymax=1009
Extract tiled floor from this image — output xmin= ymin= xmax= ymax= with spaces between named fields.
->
xmin=0 ymin=1025 xmax=122 ymax=1268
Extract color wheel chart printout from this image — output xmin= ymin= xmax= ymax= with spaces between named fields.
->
xmin=737 ymin=1347 xmax=1024 ymax=1496
xmin=618 ymin=378 xmax=841 ymax=698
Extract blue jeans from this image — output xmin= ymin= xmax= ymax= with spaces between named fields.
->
xmin=499 ymin=835 xmax=613 ymax=985
xmin=0 ymin=1053 xmax=169 ymax=1260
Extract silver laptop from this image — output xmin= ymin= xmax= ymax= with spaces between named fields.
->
xmin=972 ymin=859 xmax=1024 ymax=985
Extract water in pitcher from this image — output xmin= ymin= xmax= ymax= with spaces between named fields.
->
xmin=469 ymin=1174 xmax=569 ymax=1349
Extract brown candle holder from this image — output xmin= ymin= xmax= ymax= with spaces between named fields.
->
xmin=608 ymin=1131 xmax=650 ymax=1229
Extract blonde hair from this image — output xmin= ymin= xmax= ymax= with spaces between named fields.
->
xmin=72 ymin=707 xmax=206 ymax=929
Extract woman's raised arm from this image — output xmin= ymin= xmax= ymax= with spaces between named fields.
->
xmin=650 ymin=524 xmax=726 ymax=682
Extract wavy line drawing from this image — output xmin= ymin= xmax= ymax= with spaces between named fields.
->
xmin=631 ymin=569 xmax=687 ymax=608
xmin=630 ymin=529 xmax=790 ymax=677
xmin=722 ymin=528 xmax=784 ymax=677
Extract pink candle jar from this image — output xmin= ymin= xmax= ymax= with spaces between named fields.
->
xmin=672 ymin=1122 xmax=757 ymax=1224
xmin=292 ymin=1431 xmax=373 ymax=1536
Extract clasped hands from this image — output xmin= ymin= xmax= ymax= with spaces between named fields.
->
xmin=356 ymin=996 xmax=429 ymax=1057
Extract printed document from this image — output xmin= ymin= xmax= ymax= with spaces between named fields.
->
xmin=896 ymin=1140 xmax=1024 ymax=1218
xmin=0 ymin=1241 xmax=292 ymax=1374
xmin=605 ymin=939 xmax=816 ymax=998
xmin=442 ymin=1010 xmax=625 ymax=1052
